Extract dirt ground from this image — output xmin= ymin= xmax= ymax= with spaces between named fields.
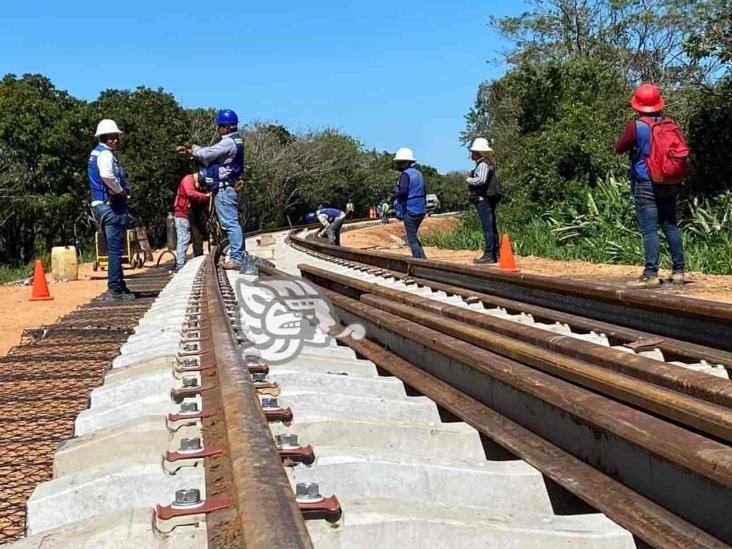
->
xmin=0 ymin=251 xmax=175 ymax=357
xmin=342 ymin=216 xmax=732 ymax=304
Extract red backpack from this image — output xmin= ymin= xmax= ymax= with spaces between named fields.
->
xmin=638 ymin=116 xmax=689 ymax=184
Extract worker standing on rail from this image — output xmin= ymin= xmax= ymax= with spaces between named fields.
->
xmin=177 ymin=109 xmax=247 ymax=271
xmin=392 ymin=148 xmax=427 ymax=259
xmin=466 ymin=138 xmax=502 ymax=264
xmin=306 ymin=207 xmax=346 ymax=246
xmin=88 ymin=119 xmax=135 ymax=301
xmin=172 ymin=171 xmax=211 ymax=271
xmin=615 ymin=83 xmax=688 ymax=288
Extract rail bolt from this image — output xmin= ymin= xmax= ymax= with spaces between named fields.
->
xmin=275 ymin=434 xmax=299 ymax=449
xmin=296 ymin=482 xmax=324 ymax=503
xmin=252 ymin=372 xmax=267 ymax=383
xmin=173 ymin=488 xmax=202 ymax=507
xmin=179 ymin=437 xmax=203 ymax=453
xmin=182 ymin=377 xmax=199 ymax=388
xmin=261 ymin=397 xmax=279 ymax=410
xmin=179 ymin=401 xmax=199 ymax=414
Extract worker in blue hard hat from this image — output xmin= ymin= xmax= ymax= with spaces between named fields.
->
xmin=177 ymin=109 xmax=246 ymax=270
xmin=305 ymin=207 xmax=346 ymax=246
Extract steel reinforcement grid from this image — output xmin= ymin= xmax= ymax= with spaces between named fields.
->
xmin=0 ymin=270 xmax=170 ymax=544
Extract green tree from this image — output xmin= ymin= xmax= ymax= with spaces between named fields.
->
xmin=0 ymin=74 xmax=91 ymax=262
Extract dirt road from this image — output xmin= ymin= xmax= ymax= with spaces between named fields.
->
xmin=0 ymin=253 xmax=175 ymax=356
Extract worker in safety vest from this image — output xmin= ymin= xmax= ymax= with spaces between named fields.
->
xmin=172 ymin=172 xmax=211 ymax=271
xmin=305 ymin=207 xmax=346 ymax=246
xmin=466 ymin=138 xmax=501 ymax=264
xmin=177 ymin=109 xmax=246 ymax=271
xmin=391 ymin=147 xmax=427 ymax=259
xmin=88 ymin=119 xmax=134 ymax=301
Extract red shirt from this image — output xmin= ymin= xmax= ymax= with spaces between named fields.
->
xmin=614 ymin=121 xmax=637 ymax=154
xmin=173 ymin=175 xmax=209 ymax=218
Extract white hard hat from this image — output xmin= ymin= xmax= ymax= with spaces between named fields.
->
xmin=394 ymin=147 xmax=416 ymax=162
xmin=470 ymin=138 xmax=493 ymax=153
xmin=95 ymin=119 xmax=123 ymax=137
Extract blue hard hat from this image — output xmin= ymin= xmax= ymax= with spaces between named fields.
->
xmin=215 ymin=109 xmax=238 ymax=126
xmin=304 ymin=213 xmax=317 ymax=224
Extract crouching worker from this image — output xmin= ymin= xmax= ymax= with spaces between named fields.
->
xmin=306 ymin=207 xmax=346 ymax=246
xmin=173 ymin=170 xmax=211 ymax=271
xmin=88 ymin=119 xmax=135 ymax=301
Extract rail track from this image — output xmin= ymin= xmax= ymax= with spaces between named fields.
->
xmin=5 ymin=219 xmax=732 ymax=548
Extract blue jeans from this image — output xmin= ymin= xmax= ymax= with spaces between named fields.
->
xmin=403 ymin=212 xmax=426 ymax=259
xmin=475 ymin=197 xmax=499 ymax=260
xmin=174 ymin=217 xmax=190 ymax=270
xmin=214 ymin=187 xmax=244 ymax=264
xmin=327 ymin=217 xmax=344 ymax=246
xmin=632 ymin=180 xmax=685 ymax=277
xmin=92 ymin=202 xmax=129 ymax=292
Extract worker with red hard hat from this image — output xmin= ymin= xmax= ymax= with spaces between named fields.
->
xmin=615 ymin=83 xmax=689 ymax=288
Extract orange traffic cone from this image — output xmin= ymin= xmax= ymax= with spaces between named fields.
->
xmin=29 ymin=259 xmax=54 ymax=301
xmin=498 ymin=234 xmax=520 ymax=272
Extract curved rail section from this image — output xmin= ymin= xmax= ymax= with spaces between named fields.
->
xmin=290 ymin=232 xmax=732 ymax=352
xmin=282 ymin=227 xmax=732 ymax=546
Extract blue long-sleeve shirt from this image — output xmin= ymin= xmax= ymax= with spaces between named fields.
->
xmin=392 ymin=172 xmax=411 ymax=203
xmin=191 ymin=132 xmax=239 ymax=182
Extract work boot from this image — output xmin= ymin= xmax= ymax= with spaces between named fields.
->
xmin=220 ymin=261 xmax=242 ymax=271
xmin=626 ymin=275 xmax=661 ymax=289
xmin=669 ymin=272 xmax=685 ymax=285
xmin=101 ymin=289 xmax=136 ymax=301
xmin=473 ymin=255 xmax=497 ymax=265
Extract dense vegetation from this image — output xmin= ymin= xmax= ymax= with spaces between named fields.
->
xmin=432 ymin=0 xmax=732 ymax=274
xmin=0 ymin=75 xmax=464 ymax=275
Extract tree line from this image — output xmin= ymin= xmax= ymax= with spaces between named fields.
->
xmin=434 ymin=0 xmax=732 ymax=274
xmin=462 ymin=0 xmax=731 ymax=216
xmin=0 ymin=75 xmax=465 ymax=266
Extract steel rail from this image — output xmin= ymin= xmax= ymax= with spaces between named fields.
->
xmin=333 ymin=328 xmax=729 ymax=549
xmin=312 ymin=286 xmax=732 ymax=541
xmin=297 ymin=263 xmax=732 ymax=409
xmin=298 ymin=253 xmax=732 ymax=374
xmin=202 ymin=248 xmax=313 ymax=548
xmin=289 ymin=233 xmax=732 ymax=350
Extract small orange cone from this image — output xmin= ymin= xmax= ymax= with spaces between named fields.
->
xmin=29 ymin=259 xmax=54 ymax=301
xmin=498 ymin=234 xmax=520 ymax=272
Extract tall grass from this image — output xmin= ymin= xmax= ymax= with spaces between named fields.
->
xmin=424 ymin=176 xmax=732 ymax=275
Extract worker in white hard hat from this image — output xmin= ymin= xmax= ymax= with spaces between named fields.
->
xmin=391 ymin=147 xmax=427 ymax=259
xmin=88 ymin=119 xmax=135 ymax=300
xmin=466 ymin=138 xmax=502 ymax=264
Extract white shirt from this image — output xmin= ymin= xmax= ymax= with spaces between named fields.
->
xmin=96 ymin=147 xmax=124 ymax=195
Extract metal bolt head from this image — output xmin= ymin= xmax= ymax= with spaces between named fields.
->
xmin=174 ymin=488 xmax=202 ymax=507
xmin=179 ymin=437 xmax=203 ymax=453
xmin=252 ymin=372 xmax=267 ymax=383
xmin=261 ymin=397 xmax=278 ymax=409
xmin=179 ymin=401 xmax=199 ymax=414
xmin=182 ymin=377 xmax=199 ymax=388
xmin=295 ymin=482 xmax=322 ymax=502
xmin=275 ymin=434 xmax=299 ymax=449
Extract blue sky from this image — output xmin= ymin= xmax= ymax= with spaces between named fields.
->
xmin=0 ymin=1 xmax=524 ymax=172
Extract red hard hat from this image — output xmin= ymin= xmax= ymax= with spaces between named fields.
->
xmin=630 ymin=83 xmax=665 ymax=113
